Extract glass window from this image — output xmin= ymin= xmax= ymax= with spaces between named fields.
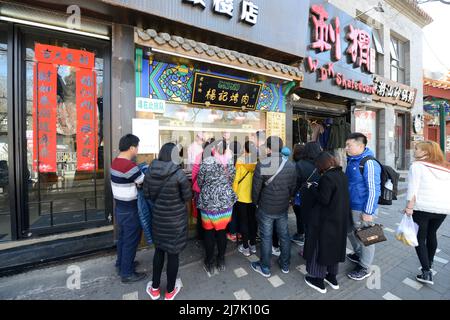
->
xmin=372 ymin=29 xmax=384 ymax=55
xmin=0 ymin=25 xmax=10 ymax=241
xmin=390 ymin=36 xmax=406 ymax=84
xmin=23 ymin=32 xmax=107 ymax=233
xmin=136 ymin=103 xmax=265 ymax=171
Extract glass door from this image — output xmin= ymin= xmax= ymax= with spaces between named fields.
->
xmin=395 ymin=113 xmax=406 ymax=170
xmin=18 ymin=26 xmax=110 ymax=236
xmin=0 ymin=23 xmax=12 ymax=241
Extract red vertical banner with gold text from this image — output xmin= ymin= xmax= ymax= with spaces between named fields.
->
xmin=76 ymin=69 xmax=97 ymax=171
xmin=33 ymin=62 xmax=57 ymax=172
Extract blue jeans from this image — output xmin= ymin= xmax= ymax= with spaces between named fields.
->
xmin=257 ymin=209 xmax=290 ymax=272
xmin=115 ymin=205 xmax=142 ymax=277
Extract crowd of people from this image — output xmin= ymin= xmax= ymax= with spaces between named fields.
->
xmin=110 ymin=132 xmax=450 ymax=300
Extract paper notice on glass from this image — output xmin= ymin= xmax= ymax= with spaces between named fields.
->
xmin=132 ymin=119 xmax=159 ymax=154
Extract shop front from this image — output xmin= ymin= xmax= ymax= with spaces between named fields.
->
xmin=0 ymin=2 xmax=112 ymax=244
xmin=290 ymin=0 xmax=377 ymax=168
xmin=132 ymin=28 xmax=303 ymax=231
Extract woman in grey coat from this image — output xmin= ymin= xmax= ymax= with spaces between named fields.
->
xmin=197 ymin=140 xmax=238 ymax=273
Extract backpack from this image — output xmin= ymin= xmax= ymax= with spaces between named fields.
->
xmin=359 ymin=156 xmax=400 ymax=205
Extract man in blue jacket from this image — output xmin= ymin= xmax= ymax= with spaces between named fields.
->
xmin=345 ymin=133 xmax=381 ymax=281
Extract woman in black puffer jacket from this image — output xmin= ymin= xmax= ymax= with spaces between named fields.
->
xmin=143 ymin=143 xmax=192 ymax=300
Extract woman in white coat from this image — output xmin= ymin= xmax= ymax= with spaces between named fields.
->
xmin=404 ymin=141 xmax=450 ymax=285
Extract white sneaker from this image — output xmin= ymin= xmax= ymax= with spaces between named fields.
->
xmin=272 ymin=246 xmax=281 ymax=257
xmin=250 ymin=244 xmax=257 ymax=254
xmin=238 ymin=244 xmax=251 ymax=257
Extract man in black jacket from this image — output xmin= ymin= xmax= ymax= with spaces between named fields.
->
xmin=250 ymin=136 xmax=297 ymax=277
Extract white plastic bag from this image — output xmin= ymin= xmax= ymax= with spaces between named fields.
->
xmin=395 ymin=214 xmax=419 ymax=247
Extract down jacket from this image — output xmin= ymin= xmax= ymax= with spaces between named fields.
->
xmin=252 ymin=152 xmax=297 ymax=215
xmin=143 ymin=160 xmax=192 ymax=254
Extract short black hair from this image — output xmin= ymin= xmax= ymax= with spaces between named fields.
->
xmin=266 ymin=136 xmax=283 ymax=152
xmin=304 ymin=142 xmax=322 ymax=160
xmin=158 ymin=143 xmax=177 ymax=162
xmin=244 ymin=141 xmax=256 ymax=154
xmin=119 ymin=134 xmax=140 ymax=152
xmin=293 ymin=143 xmax=306 ymax=162
xmin=347 ymin=132 xmax=368 ymax=146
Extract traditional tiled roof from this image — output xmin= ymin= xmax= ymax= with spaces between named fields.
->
xmin=424 ymin=75 xmax=450 ymax=90
xmin=135 ymin=28 xmax=303 ymax=81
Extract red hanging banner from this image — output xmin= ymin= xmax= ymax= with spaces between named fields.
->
xmin=76 ymin=69 xmax=97 ymax=171
xmin=33 ymin=62 xmax=58 ymax=172
xmin=35 ymin=43 xmax=95 ymax=69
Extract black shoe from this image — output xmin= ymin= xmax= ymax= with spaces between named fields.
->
xmin=116 ymin=261 xmax=139 ymax=276
xmin=324 ymin=274 xmax=339 ymax=290
xmin=121 ymin=272 xmax=147 ymax=283
xmin=416 ymin=270 xmax=434 ymax=285
xmin=346 ymin=253 xmax=360 ymax=264
xmin=217 ymin=257 xmax=226 ymax=272
xmin=304 ymin=276 xmax=327 ymax=294
xmin=347 ymin=265 xmax=372 ymax=281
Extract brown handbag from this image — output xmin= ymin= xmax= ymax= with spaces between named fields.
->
xmin=355 ymin=224 xmax=387 ymax=246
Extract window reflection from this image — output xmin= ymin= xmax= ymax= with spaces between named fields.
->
xmin=25 ymin=37 xmax=106 ymax=232
xmin=0 ymin=28 xmax=10 ymax=241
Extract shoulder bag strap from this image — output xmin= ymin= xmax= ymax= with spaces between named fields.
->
xmin=265 ymin=158 xmax=288 ymax=186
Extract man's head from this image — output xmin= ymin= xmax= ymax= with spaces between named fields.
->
xmin=266 ymin=136 xmax=283 ymax=154
xmin=345 ymin=132 xmax=367 ymax=156
xmin=119 ymin=134 xmax=140 ymax=159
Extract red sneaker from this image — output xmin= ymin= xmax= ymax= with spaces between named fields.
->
xmin=146 ymin=281 xmax=160 ymax=300
xmin=165 ymin=279 xmax=182 ymax=300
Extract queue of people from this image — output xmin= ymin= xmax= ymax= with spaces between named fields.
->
xmin=110 ymin=132 xmax=450 ymax=299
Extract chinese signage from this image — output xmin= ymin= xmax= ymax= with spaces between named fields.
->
xmin=302 ymin=1 xmax=376 ymax=101
xmin=355 ymin=110 xmax=377 ymax=156
xmin=266 ymin=112 xmax=286 ymax=143
xmin=191 ymin=72 xmax=262 ymax=111
xmin=372 ymin=76 xmax=417 ymax=108
xmin=132 ymin=119 xmax=160 ymax=154
xmin=33 ymin=43 xmax=97 ymax=172
xmin=35 ymin=44 xmax=95 ymax=69
xmin=76 ymin=69 xmax=98 ymax=171
xmin=183 ymin=0 xmax=259 ymax=25
xmin=33 ymin=63 xmax=57 ymax=173
xmin=136 ymin=98 xmax=166 ymax=113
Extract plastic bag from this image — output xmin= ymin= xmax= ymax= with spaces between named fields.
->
xmin=395 ymin=215 xmax=418 ymax=247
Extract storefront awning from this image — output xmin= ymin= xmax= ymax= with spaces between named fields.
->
xmin=135 ymin=28 xmax=303 ymax=83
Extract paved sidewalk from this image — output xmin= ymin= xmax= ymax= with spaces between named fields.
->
xmin=1 ymin=194 xmax=449 ymax=300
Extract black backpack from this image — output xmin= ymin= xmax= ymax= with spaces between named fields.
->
xmin=359 ymin=156 xmax=400 ymax=205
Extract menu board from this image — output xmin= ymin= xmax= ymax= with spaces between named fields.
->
xmin=266 ymin=112 xmax=286 ymax=144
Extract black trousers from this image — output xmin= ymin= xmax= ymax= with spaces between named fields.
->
xmin=236 ymin=202 xmax=257 ymax=248
xmin=412 ymin=210 xmax=447 ymax=271
xmin=204 ymin=229 xmax=227 ymax=265
xmin=152 ymin=247 xmax=179 ymax=293
xmin=293 ymin=205 xmax=305 ymax=235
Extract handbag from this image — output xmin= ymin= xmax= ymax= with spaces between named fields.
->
xmin=294 ymin=169 xmax=317 ymax=207
xmin=355 ymin=223 xmax=387 ymax=246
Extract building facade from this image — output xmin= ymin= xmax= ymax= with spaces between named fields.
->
xmin=0 ymin=0 xmax=432 ymax=273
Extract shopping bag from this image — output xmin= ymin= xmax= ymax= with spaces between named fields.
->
xmin=395 ymin=215 xmax=418 ymax=247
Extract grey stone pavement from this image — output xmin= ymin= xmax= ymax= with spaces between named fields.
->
xmin=1 ymin=192 xmax=449 ymax=300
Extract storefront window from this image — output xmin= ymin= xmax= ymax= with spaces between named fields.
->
xmin=0 ymin=25 xmax=10 ymax=241
xmin=136 ymin=102 xmax=265 ymax=170
xmin=23 ymin=32 xmax=107 ymax=233
xmin=355 ymin=109 xmax=377 ymax=156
